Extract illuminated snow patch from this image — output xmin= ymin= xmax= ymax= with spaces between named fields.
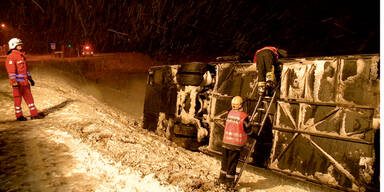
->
xmin=46 ymin=129 xmax=182 ymax=192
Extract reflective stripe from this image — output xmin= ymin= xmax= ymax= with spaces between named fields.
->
xmin=9 ymin=74 xmax=16 ymax=79
xmin=15 ymin=110 xmax=22 ymax=113
xmin=16 ymin=74 xmax=25 ymax=77
xmin=220 ymin=170 xmax=227 ymax=174
xmin=225 ymin=131 xmax=246 ymax=137
xmin=28 ymin=104 xmax=34 ymax=107
xmin=30 ymin=107 xmax=36 ymax=110
xmin=17 ymin=61 xmax=23 ymax=64
xmin=223 ymin=135 xmax=247 ymax=144
xmin=226 ymin=116 xmax=241 ymax=123
xmin=15 ymin=106 xmax=21 ymax=109
xmin=27 ymin=72 xmax=31 ymax=75
xmin=16 ymin=78 xmax=25 ymax=82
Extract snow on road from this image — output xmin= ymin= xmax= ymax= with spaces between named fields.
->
xmin=0 ymin=66 xmax=338 ymax=192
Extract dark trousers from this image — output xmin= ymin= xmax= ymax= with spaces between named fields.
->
xmin=256 ymin=49 xmax=276 ymax=82
xmin=219 ymin=147 xmax=240 ymax=184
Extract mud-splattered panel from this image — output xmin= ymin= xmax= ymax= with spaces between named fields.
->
xmin=275 ymin=102 xmax=300 ymax=129
xmin=271 ymin=133 xmax=375 ymax=189
xmin=215 ymin=63 xmax=257 ymax=97
xmin=280 ymin=55 xmax=380 ymax=108
xmin=272 ymin=101 xmax=376 ymax=190
xmin=274 ymin=102 xmax=374 ymax=141
xmin=336 ymin=56 xmax=380 ymax=107
xmin=280 ymin=58 xmax=338 ymax=102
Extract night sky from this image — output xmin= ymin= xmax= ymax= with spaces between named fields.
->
xmin=0 ymin=0 xmax=380 ymax=60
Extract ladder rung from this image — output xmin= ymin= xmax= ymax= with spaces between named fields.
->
xmin=257 ymin=108 xmax=265 ymax=112
xmin=256 ymin=108 xmax=273 ymax=114
xmin=262 ymin=96 xmax=273 ymax=100
xmin=251 ymin=122 xmax=261 ymax=126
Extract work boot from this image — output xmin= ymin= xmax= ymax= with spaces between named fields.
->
xmin=225 ymin=176 xmax=235 ymax=188
xmin=226 ymin=186 xmax=237 ymax=192
xmin=218 ymin=172 xmax=226 ymax=184
xmin=17 ymin=116 xmax=27 ymax=121
xmin=31 ymin=113 xmax=45 ymax=120
xmin=225 ymin=182 xmax=237 ymax=192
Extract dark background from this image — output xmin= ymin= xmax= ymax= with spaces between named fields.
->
xmin=0 ymin=0 xmax=380 ymax=60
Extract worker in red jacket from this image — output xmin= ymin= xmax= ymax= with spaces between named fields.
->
xmin=219 ymin=96 xmax=252 ymax=187
xmin=254 ymin=46 xmax=287 ymax=96
xmin=5 ymin=38 xmax=43 ymax=121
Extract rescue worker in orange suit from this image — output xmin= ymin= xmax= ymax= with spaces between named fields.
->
xmin=219 ymin=96 xmax=252 ymax=187
xmin=5 ymin=38 xmax=43 ymax=121
xmin=254 ymin=46 xmax=287 ymax=96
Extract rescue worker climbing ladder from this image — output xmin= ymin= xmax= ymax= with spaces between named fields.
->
xmin=254 ymin=46 xmax=287 ymax=96
xmin=5 ymin=38 xmax=43 ymax=121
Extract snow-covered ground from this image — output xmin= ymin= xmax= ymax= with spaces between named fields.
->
xmin=0 ymin=63 xmax=339 ymax=191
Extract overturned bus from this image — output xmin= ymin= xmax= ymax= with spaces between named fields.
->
xmin=143 ymin=54 xmax=380 ymax=191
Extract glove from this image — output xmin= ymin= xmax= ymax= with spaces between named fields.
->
xmin=266 ymin=72 xmax=275 ymax=82
xmin=257 ymin=81 xmax=265 ymax=96
xmin=28 ymin=79 xmax=35 ymax=86
xmin=11 ymin=81 xmax=19 ymax=87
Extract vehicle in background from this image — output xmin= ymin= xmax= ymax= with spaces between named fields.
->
xmin=81 ymin=44 xmax=94 ymax=56
xmin=143 ymin=54 xmax=380 ymax=191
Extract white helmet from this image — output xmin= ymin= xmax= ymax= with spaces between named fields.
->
xmin=8 ymin=38 xmax=23 ymax=50
xmin=231 ymin=96 xmax=243 ymax=110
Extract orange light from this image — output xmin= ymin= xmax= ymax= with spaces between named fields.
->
xmin=1 ymin=23 xmax=5 ymax=28
xmin=85 ymin=46 xmax=90 ymax=50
